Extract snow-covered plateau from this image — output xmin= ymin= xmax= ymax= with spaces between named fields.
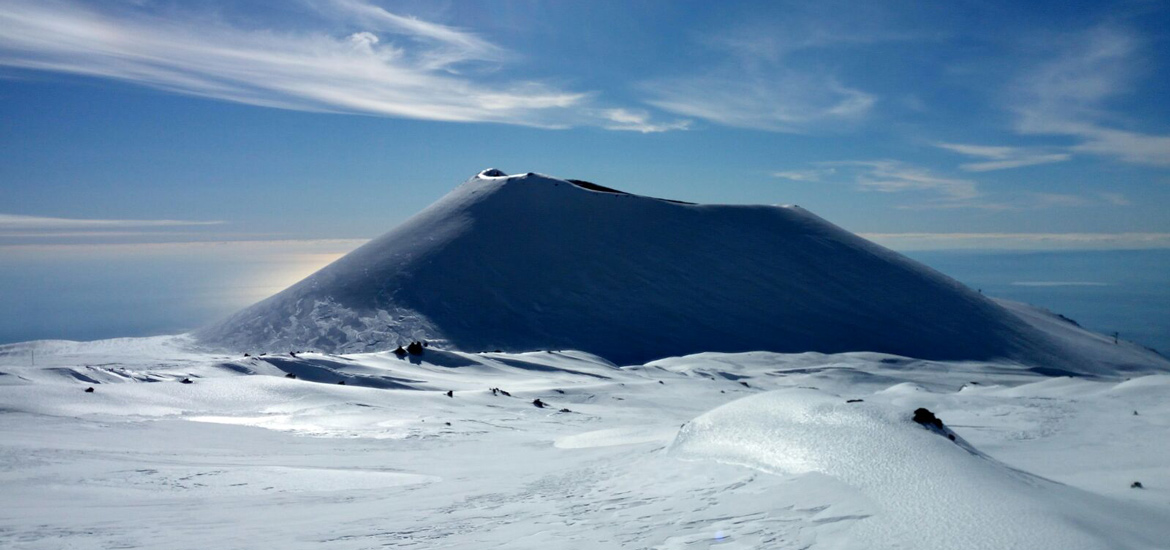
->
xmin=2 ymin=170 xmax=1168 ymax=549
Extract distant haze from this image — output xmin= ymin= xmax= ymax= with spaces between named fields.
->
xmin=2 ymin=243 xmax=1166 ymax=356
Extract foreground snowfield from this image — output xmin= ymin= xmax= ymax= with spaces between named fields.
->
xmin=1 ymin=337 xmax=1168 ymax=549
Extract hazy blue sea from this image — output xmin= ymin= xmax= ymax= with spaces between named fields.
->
xmin=904 ymin=249 xmax=1170 ymax=355
xmin=1 ymin=249 xmax=1168 ymax=356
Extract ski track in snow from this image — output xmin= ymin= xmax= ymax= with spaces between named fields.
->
xmin=1 ymin=338 xmax=1169 ymax=549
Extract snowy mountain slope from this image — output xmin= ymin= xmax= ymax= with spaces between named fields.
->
xmin=2 ymin=341 xmax=1169 ymax=549
xmin=194 ymin=169 xmax=1164 ymax=374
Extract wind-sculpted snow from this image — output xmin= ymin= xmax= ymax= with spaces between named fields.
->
xmin=3 ymin=338 xmax=1170 ymax=549
xmin=194 ymin=169 xmax=1166 ymax=373
xmin=669 ymin=388 xmax=1168 ymax=550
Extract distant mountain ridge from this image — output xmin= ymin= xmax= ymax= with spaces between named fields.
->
xmin=194 ymin=169 xmax=1168 ymax=374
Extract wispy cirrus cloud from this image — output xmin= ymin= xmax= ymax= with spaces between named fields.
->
xmin=1012 ymin=25 xmax=1170 ymax=167
xmin=934 ymin=142 xmax=1071 ymax=172
xmin=772 ymin=168 xmax=837 ymax=182
xmin=0 ymin=0 xmax=684 ymax=130
xmin=599 ymin=109 xmax=691 ymax=133
xmin=643 ymin=75 xmax=875 ymax=133
xmin=775 ymin=160 xmax=1130 ymax=211
xmin=828 ymin=160 xmax=980 ymax=201
xmin=638 ymin=14 xmax=897 ymax=132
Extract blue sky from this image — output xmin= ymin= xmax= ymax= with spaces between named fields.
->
xmin=2 ymin=0 xmax=1170 ymax=252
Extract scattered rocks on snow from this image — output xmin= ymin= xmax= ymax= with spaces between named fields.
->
xmin=84 ymin=387 xmax=94 ymax=393
xmin=846 ymin=399 xmax=864 ymax=403
xmin=406 ymin=341 xmax=424 ymax=355
xmin=338 ymin=380 xmax=346 ymax=385
xmin=559 ymin=408 xmax=572 ymax=413
xmin=532 ymin=399 xmax=546 ymax=409
xmin=1132 ymin=481 xmax=1144 ymax=489
xmin=446 ymin=390 xmax=453 ymax=398
xmin=739 ymin=381 xmax=751 ymax=388
xmin=180 ymin=378 xmax=193 ymax=384
xmin=393 ymin=346 xmax=407 ymax=357
xmin=285 ymin=373 xmax=297 ymax=379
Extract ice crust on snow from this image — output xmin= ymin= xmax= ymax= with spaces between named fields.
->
xmin=193 ymin=170 xmax=1167 ymax=373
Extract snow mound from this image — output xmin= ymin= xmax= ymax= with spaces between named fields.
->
xmin=194 ymin=169 xmax=1168 ymax=374
xmin=669 ymin=388 xmax=1168 ymax=550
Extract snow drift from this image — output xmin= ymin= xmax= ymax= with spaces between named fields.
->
xmin=669 ymin=388 xmax=1169 ymax=550
xmin=195 ymin=169 xmax=1165 ymax=372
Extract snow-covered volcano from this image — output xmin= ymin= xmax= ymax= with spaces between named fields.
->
xmin=195 ymin=169 xmax=1164 ymax=372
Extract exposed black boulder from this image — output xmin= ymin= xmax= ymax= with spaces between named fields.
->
xmin=912 ymin=408 xmax=944 ymax=430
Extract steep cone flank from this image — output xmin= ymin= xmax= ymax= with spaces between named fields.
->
xmin=195 ymin=170 xmax=1166 ymax=373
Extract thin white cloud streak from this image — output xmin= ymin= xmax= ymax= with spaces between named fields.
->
xmin=0 ymin=0 xmax=588 ymax=126
xmin=934 ymin=142 xmax=1071 ymax=172
xmin=644 ymin=76 xmax=874 ymax=133
xmin=772 ymin=168 xmax=836 ymax=182
xmin=0 ymin=213 xmax=223 ymax=230
xmin=1013 ymin=26 xmax=1170 ymax=167
xmin=861 ymin=232 xmax=1170 ymax=251
xmin=779 ymin=160 xmax=1119 ymax=211
xmin=0 ymin=238 xmax=368 ymax=259
xmin=599 ymin=109 xmax=691 ymax=133
xmin=826 ymin=160 xmax=980 ymax=201
xmin=639 ymin=16 xmax=889 ymax=133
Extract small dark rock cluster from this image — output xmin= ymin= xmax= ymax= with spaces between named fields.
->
xmin=489 ymin=387 xmax=512 ymax=397
xmin=1131 ymin=481 xmax=1144 ymax=489
xmin=912 ymin=408 xmax=957 ymax=441
xmin=912 ymin=407 xmax=944 ymax=430
xmin=394 ymin=341 xmax=429 ymax=356
xmin=180 ymin=378 xmax=193 ymax=385
xmin=84 ymin=387 xmax=95 ymax=393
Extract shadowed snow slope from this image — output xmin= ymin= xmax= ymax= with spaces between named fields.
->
xmin=669 ymin=388 xmax=1169 ymax=550
xmin=194 ymin=169 xmax=1167 ymax=373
